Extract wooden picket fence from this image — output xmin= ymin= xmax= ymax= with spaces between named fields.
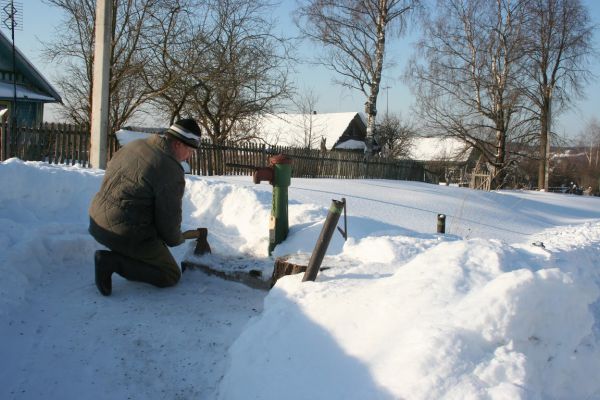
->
xmin=0 ymin=122 xmax=428 ymax=182
xmin=0 ymin=122 xmax=118 ymax=166
xmin=188 ymin=140 xmax=426 ymax=181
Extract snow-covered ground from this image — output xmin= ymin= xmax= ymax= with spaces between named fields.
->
xmin=1 ymin=158 xmax=599 ymax=399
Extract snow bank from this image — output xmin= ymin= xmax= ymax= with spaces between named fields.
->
xmin=218 ymin=226 xmax=600 ymax=400
xmin=0 ymin=160 xmax=273 ymax=316
xmin=0 ymin=159 xmax=102 ymax=313
xmin=183 ymin=177 xmax=272 ymax=256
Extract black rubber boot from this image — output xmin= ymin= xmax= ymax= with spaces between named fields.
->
xmin=94 ymin=250 xmax=114 ymax=296
xmin=94 ymin=250 xmax=180 ymax=294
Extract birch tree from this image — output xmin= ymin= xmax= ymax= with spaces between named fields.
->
xmin=295 ymin=0 xmax=420 ymax=155
xmin=522 ymin=0 xmax=595 ymax=190
xmin=408 ymin=0 xmax=533 ymax=188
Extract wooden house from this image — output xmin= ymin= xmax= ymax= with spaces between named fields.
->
xmin=0 ymin=31 xmax=62 ymax=125
xmin=408 ymin=136 xmax=479 ymax=185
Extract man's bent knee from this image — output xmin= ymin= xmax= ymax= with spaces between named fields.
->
xmin=157 ymin=266 xmax=181 ymax=288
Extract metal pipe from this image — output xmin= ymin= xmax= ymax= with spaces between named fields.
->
xmin=268 ymin=155 xmax=292 ymax=255
xmin=303 ymin=199 xmax=345 ymax=282
xmin=437 ymin=214 xmax=446 ymax=234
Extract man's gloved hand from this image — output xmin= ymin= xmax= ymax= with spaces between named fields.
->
xmin=182 ymin=229 xmax=201 ymax=240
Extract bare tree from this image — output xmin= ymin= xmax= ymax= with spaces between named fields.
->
xmin=291 ymin=88 xmax=323 ymax=148
xmin=522 ymin=0 xmax=595 ymax=191
xmin=170 ymin=0 xmax=294 ymax=144
xmin=577 ymin=118 xmax=600 ymax=193
xmin=43 ymin=0 xmax=185 ymax=132
xmin=42 ymin=0 xmax=96 ymax=126
xmin=295 ymin=0 xmax=420 ymax=155
xmin=375 ymin=113 xmax=415 ymax=158
xmin=140 ymin=1 xmax=210 ymax=125
xmin=408 ymin=0 xmax=534 ymax=188
xmin=577 ymin=118 xmax=600 ymax=169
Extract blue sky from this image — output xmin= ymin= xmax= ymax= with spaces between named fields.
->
xmin=6 ymin=0 xmax=600 ymax=139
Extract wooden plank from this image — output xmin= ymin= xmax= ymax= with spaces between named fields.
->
xmin=53 ymin=125 xmax=60 ymax=164
xmin=68 ymin=124 xmax=75 ymax=165
xmin=76 ymin=126 xmax=82 ymax=165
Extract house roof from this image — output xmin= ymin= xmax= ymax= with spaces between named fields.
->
xmin=256 ymin=112 xmax=366 ymax=150
xmin=0 ymin=81 xmax=57 ymax=102
xmin=0 ymin=30 xmax=62 ymax=103
xmin=409 ymin=136 xmax=473 ymax=162
xmin=335 ymin=139 xmax=366 ymax=151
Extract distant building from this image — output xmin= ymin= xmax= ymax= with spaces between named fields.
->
xmin=0 ymin=30 xmax=62 ymax=125
xmin=408 ymin=136 xmax=479 ymax=184
xmin=255 ymin=112 xmax=367 ymax=151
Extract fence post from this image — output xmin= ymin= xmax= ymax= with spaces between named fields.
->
xmin=83 ymin=124 xmax=89 ymax=167
xmin=77 ymin=126 xmax=84 ymax=165
xmin=0 ymin=119 xmax=7 ymax=161
xmin=437 ymin=214 xmax=446 ymax=234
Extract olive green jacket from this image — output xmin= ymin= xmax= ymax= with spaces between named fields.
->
xmin=89 ymin=135 xmax=185 ymax=250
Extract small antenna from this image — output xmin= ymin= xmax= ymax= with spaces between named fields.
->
xmin=1 ymin=0 xmax=22 ymax=31
xmin=1 ymin=0 xmax=22 ymax=130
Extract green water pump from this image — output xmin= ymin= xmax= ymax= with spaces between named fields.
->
xmin=253 ymin=154 xmax=292 ymax=255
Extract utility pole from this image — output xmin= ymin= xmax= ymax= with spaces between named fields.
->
xmin=1 ymin=0 xmax=22 ymax=148
xmin=6 ymin=1 xmax=20 ymax=127
xmin=89 ymin=0 xmax=112 ymax=169
xmin=382 ymin=85 xmax=391 ymax=116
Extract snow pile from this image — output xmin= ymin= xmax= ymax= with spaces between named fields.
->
xmin=183 ymin=178 xmax=272 ymax=256
xmin=220 ymin=230 xmax=600 ymax=399
xmin=0 ymin=159 xmax=103 ymax=314
xmin=0 ymin=160 xmax=272 ymax=317
xmin=115 ymin=129 xmax=154 ymax=146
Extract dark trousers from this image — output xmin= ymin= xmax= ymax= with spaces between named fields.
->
xmin=89 ymin=219 xmax=181 ymax=287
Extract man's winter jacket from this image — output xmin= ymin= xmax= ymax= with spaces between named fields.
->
xmin=89 ymin=135 xmax=185 ymax=251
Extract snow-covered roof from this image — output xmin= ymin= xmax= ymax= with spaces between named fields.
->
xmin=0 ymin=82 xmax=57 ymax=102
xmin=334 ymin=139 xmax=366 ymax=150
xmin=409 ymin=136 xmax=473 ymax=162
xmin=0 ymin=31 xmax=62 ymax=103
xmin=552 ymin=149 xmax=587 ymax=160
xmin=256 ymin=112 xmax=366 ymax=150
